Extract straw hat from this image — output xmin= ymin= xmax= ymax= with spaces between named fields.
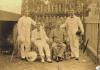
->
xmin=26 ymin=51 xmax=37 ymax=62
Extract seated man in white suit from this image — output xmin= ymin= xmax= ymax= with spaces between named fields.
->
xmin=31 ymin=22 xmax=52 ymax=63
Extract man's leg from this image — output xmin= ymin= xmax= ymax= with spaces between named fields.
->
xmin=73 ymin=35 xmax=80 ymax=59
xmin=69 ymin=35 xmax=75 ymax=58
xmin=20 ymin=43 xmax=26 ymax=59
xmin=52 ymin=42 xmax=58 ymax=59
xmin=58 ymin=43 xmax=66 ymax=58
xmin=44 ymin=42 xmax=52 ymax=62
xmin=35 ymin=41 xmax=45 ymax=62
xmin=24 ymin=41 xmax=31 ymax=58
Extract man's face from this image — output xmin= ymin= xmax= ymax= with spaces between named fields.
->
xmin=69 ymin=10 xmax=75 ymax=18
xmin=24 ymin=11 xmax=29 ymax=17
xmin=56 ymin=24 xmax=60 ymax=29
xmin=36 ymin=23 xmax=41 ymax=31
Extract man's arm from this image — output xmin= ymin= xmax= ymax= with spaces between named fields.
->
xmin=60 ymin=23 xmax=66 ymax=28
xmin=29 ymin=17 xmax=36 ymax=26
xmin=31 ymin=30 xmax=36 ymax=43
xmin=42 ymin=28 xmax=49 ymax=41
xmin=49 ymin=30 xmax=54 ymax=43
xmin=17 ymin=19 xmax=22 ymax=35
xmin=63 ymin=29 xmax=69 ymax=43
xmin=31 ymin=20 xmax=36 ymax=26
xmin=17 ymin=18 xmax=24 ymax=43
xmin=60 ymin=18 xmax=68 ymax=28
xmin=78 ymin=18 xmax=84 ymax=35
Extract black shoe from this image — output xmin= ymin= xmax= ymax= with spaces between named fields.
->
xmin=56 ymin=57 xmax=62 ymax=62
xmin=75 ymin=58 xmax=79 ymax=60
xmin=21 ymin=58 xmax=25 ymax=60
xmin=58 ymin=57 xmax=63 ymax=61
xmin=21 ymin=58 xmax=27 ymax=61
xmin=70 ymin=57 xmax=75 ymax=59
xmin=56 ymin=57 xmax=59 ymax=62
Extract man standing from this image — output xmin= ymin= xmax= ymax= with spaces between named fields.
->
xmin=31 ymin=23 xmax=52 ymax=63
xmin=17 ymin=11 xmax=36 ymax=60
xmin=50 ymin=23 xmax=67 ymax=62
xmin=61 ymin=10 xmax=84 ymax=60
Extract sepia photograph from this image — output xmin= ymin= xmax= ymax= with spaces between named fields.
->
xmin=0 ymin=0 xmax=100 ymax=70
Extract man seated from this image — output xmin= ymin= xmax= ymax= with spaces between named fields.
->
xmin=31 ymin=22 xmax=52 ymax=63
xmin=50 ymin=22 xmax=68 ymax=62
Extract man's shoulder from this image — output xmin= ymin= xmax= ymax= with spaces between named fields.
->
xmin=66 ymin=17 xmax=70 ymax=20
xmin=52 ymin=29 xmax=57 ymax=32
xmin=32 ymin=29 xmax=37 ymax=33
xmin=18 ymin=16 xmax=25 ymax=21
xmin=74 ymin=16 xmax=81 ymax=20
xmin=27 ymin=17 xmax=33 ymax=20
xmin=60 ymin=29 xmax=66 ymax=34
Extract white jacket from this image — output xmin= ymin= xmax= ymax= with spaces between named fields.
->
xmin=31 ymin=27 xmax=49 ymax=43
xmin=17 ymin=16 xmax=36 ymax=42
xmin=61 ymin=15 xmax=84 ymax=35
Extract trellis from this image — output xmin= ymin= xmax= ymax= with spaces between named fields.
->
xmin=21 ymin=0 xmax=90 ymax=36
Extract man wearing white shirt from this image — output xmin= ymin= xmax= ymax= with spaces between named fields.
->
xmin=17 ymin=11 xmax=36 ymax=60
xmin=31 ymin=23 xmax=52 ymax=63
xmin=61 ymin=9 xmax=84 ymax=60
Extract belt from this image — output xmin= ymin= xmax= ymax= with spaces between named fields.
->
xmin=36 ymin=38 xmax=41 ymax=40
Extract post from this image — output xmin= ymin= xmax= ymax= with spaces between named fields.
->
xmin=97 ymin=0 xmax=100 ymax=65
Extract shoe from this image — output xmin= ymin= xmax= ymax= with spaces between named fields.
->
xmin=56 ymin=57 xmax=59 ymax=62
xmin=58 ymin=57 xmax=63 ymax=61
xmin=41 ymin=59 xmax=45 ymax=63
xmin=70 ymin=57 xmax=75 ymax=59
xmin=47 ymin=59 xmax=52 ymax=63
xmin=75 ymin=58 xmax=79 ymax=60
xmin=21 ymin=58 xmax=26 ymax=60
xmin=21 ymin=58 xmax=28 ymax=62
xmin=56 ymin=57 xmax=63 ymax=62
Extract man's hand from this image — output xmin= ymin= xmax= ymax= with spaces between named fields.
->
xmin=66 ymin=37 xmax=70 ymax=46
xmin=49 ymin=38 xmax=53 ymax=43
xmin=17 ymin=36 xmax=24 ymax=44
xmin=81 ymin=32 xmax=84 ymax=36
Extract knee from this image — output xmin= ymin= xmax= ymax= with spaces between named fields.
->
xmin=40 ymin=53 xmax=45 ymax=57
xmin=61 ymin=43 xmax=66 ymax=48
xmin=62 ymin=43 xmax=66 ymax=47
xmin=52 ymin=42 xmax=57 ymax=48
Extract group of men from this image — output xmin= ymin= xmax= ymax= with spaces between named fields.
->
xmin=17 ymin=9 xmax=84 ymax=63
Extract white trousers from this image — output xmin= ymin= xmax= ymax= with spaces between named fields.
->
xmin=34 ymin=40 xmax=51 ymax=58
xmin=20 ymin=43 xmax=30 ymax=59
xmin=69 ymin=33 xmax=79 ymax=58
xmin=52 ymin=42 xmax=66 ymax=58
xmin=19 ymin=36 xmax=31 ymax=59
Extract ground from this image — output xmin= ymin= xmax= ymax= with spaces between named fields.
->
xmin=0 ymin=52 xmax=96 ymax=70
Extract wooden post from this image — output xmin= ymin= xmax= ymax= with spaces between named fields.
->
xmin=97 ymin=0 xmax=100 ymax=65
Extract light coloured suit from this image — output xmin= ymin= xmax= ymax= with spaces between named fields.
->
xmin=17 ymin=16 xmax=36 ymax=59
xmin=61 ymin=15 xmax=84 ymax=58
xmin=50 ymin=28 xmax=66 ymax=58
xmin=31 ymin=26 xmax=51 ymax=60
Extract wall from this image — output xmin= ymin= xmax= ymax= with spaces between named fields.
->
xmin=0 ymin=21 xmax=16 ymax=54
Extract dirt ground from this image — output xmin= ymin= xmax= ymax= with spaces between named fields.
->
xmin=0 ymin=52 xmax=96 ymax=70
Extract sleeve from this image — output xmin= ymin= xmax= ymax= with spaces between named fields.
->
xmin=43 ymin=29 xmax=49 ymax=41
xmin=49 ymin=30 xmax=54 ymax=38
xmin=31 ymin=18 xmax=36 ymax=26
xmin=17 ymin=18 xmax=23 ymax=42
xmin=63 ymin=29 xmax=69 ymax=42
xmin=60 ymin=18 xmax=68 ymax=28
xmin=31 ymin=30 xmax=35 ymax=42
xmin=49 ymin=30 xmax=54 ymax=42
xmin=78 ymin=18 xmax=84 ymax=35
xmin=60 ymin=23 xmax=66 ymax=28
xmin=17 ymin=19 xmax=22 ymax=35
